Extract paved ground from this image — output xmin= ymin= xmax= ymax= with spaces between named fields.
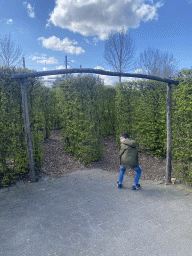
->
xmin=1 ymin=169 xmax=192 ymax=256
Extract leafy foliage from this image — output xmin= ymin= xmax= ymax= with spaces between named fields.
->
xmin=0 ymin=67 xmax=53 ymax=187
xmin=115 ymin=81 xmax=167 ymax=157
xmin=115 ymin=75 xmax=192 ymax=185
xmin=0 ymin=67 xmax=191 ymax=187
xmin=172 ymin=69 xmax=192 ymax=184
xmin=54 ymin=75 xmax=116 ymax=164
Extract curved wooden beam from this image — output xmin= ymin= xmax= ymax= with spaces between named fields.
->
xmin=11 ymin=68 xmax=179 ymax=85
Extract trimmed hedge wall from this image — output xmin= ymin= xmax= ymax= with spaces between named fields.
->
xmin=54 ymin=75 xmax=116 ymax=164
xmin=0 ymin=67 xmax=191 ymax=187
xmin=0 ymin=67 xmax=53 ymax=187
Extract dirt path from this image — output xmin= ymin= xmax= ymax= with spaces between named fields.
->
xmin=39 ymin=130 xmax=167 ymax=182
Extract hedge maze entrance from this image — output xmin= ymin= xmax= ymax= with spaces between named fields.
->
xmin=12 ymin=68 xmax=179 ymax=184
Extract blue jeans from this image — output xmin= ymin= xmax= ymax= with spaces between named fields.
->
xmin=118 ymin=165 xmax=142 ymax=185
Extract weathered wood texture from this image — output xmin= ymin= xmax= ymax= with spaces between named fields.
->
xmin=21 ymin=79 xmax=36 ymax=181
xmin=166 ymin=83 xmax=172 ymax=184
xmin=12 ymin=68 xmax=179 ymax=85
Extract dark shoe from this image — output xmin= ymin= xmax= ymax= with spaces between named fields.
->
xmin=117 ymin=181 xmax=122 ymax=189
xmin=132 ymin=184 xmax=141 ymax=190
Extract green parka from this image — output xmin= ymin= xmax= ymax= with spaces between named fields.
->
xmin=119 ymin=138 xmax=138 ymax=169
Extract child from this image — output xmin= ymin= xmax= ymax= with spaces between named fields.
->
xmin=117 ymin=133 xmax=142 ymax=190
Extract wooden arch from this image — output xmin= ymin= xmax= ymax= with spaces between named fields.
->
xmin=12 ymin=68 xmax=180 ymax=184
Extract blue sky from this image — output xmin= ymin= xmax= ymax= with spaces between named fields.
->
xmin=1 ymin=0 xmax=192 ymax=86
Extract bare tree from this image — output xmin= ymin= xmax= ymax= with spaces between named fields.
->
xmin=137 ymin=47 xmax=178 ymax=79
xmin=104 ymin=28 xmax=135 ymax=82
xmin=0 ymin=34 xmax=22 ymax=67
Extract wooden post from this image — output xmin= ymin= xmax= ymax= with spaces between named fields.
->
xmin=22 ymin=57 xmax=25 ymax=68
xmin=65 ymin=55 xmax=67 ymax=70
xmin=20 ymin=79 xmax=36 ymax=182
xmin=166 ymin=82 xmax=172 ymax=184
xmin=65 ymin=55 xmax=67 ymax=79
xmin=119 ymin=71 xmax=121 ymax=83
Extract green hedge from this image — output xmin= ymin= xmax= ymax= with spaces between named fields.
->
xmin=115 ymin=80 xmax=167 ymax=157
xmin=54 ymin=75 xmax=116 ymax=164
xmin=0 ymin=67 xmax=53 ymax=187
xmin=115 ymin=71 xmax=192 ymax=185
xmin=172 ymin=69 xmax=192 ymax=185
xmin=1 ymin=67 xmax=192 ymax=187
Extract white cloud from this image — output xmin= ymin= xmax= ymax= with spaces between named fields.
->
xmin=41 ymin=67 xmax=58 ymax=85
xmin=84 ymin=38 xmax=90 ymax=44
xmin=84 ymin=37 xmax=99 ymax=46
xmin=93 ymin=37 xmax=99 ymax=44
xmin=38 ymin=36 xmax=85 ymax=55
xmin=56 ymin=65 xmax=71 ymax=69
xmin=94 ymin=66 xmax=105 ymax=71
xmin=47 ymin=0 xmax=164 ymax=40
xmin=135 ymin=2 xmax=163 ymax=22
xmin=134 ymin=68 xmax=147 ymax=74
xmin=6 ymin=19 xmax=13 ymax=25
xmin=130 ymin=68 xmax=149 ymax=82
xmin=41 ymin=65 xmax=74 ymax=86
xmin=94 ymin=66 xmax=118 ymax=86
xmin=93 ymin=66 xmax=149 ymax=85
xmin=32 ymin=56 xmax=58 ymax=64
xmin=23 ymin=2 xmax=35 ymax=18
xmin=56 ymin=65 xmax=65 ymax=70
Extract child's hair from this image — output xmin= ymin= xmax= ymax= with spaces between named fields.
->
xmin=119 ymin=133 xmax=130 ymax=139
